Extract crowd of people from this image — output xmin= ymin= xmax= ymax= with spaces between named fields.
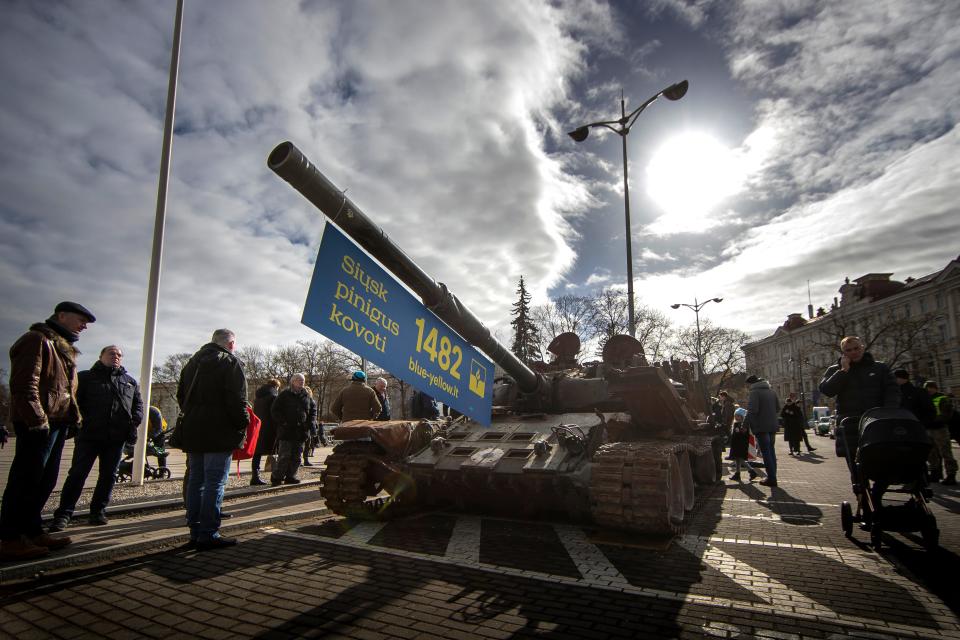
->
xmin=713 ymin=334 xmax=959 ymax=490
xmin=0 ymin=301 xmax=421 ymax=561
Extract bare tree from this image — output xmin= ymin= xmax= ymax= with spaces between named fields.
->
xmin=591 ymin=287 xmax=629 ymax=355
xmin=634 ymin=305 xmax=673 ymax=362
xmin=151 ymin=352 xmax=192 ymax=408
xmin=531 ymin=295 xmax=596 ymax=359
xmin=235 ymin=344 xmax=271 ymax=387
xmin=813 ymin=307 xmax=940 ymax=369
xmin=672 ymin=320 xmax=750 ymax=393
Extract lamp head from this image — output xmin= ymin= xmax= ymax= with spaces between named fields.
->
xmin=712 ymin=297 xmax=723 ymax=303
xmin=568 ymin=126 xmax=590 ymax=142
xmin=670 ymin=304 xmax=681 ymax=309
xmin=662 ymin=80 xmax=689 ymax=101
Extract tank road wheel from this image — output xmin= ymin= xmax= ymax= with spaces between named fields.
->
xmin=590 ymin=442 xmax=694 ymax=536
xmin=841 ymin=501 xmax=853 ymax=537
xmin=682 ymin=436 xmax=719 ymax=485
xmin=320 ymin=441 xmax=415 ymax=520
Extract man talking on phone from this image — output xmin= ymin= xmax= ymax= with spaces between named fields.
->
xmin=819 ymin=336 xmax=899 ymax=483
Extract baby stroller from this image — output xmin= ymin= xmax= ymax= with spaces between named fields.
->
xmin=115 ymin=434 xmax=171 ymax=483
xmin=838 ymin=407 xmax=938 ymax=550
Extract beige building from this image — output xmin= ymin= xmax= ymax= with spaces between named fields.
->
xmin=743 ymin=255 xmax=960 ymax=413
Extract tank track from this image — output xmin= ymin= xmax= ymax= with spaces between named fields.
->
xmin=589 ymin=438 xmax=716 ymax=535
xmin=320 ymin=441 xmax=415 ymax=519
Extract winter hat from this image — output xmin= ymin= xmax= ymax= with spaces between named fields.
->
xmin=744 ymin=374 xmax=760 ymax=384
xmin=352 ymin=371 xmax=367 ymax=381
xmin=55 ymin=301 xmax=96 ymax=322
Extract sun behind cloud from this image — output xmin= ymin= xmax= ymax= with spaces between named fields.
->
xmin=644 ymin=131 xmax=746 ymax=234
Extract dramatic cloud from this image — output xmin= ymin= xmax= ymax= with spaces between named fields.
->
xmin=0 ymin=0 xmax=610 ymax=375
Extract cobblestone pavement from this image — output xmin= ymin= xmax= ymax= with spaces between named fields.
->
xmin=1 ymin=432 xmax=958 ymax=639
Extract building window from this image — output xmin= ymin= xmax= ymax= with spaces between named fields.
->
xmin=946 ymin=359 xmax=954 ymax=378
xmin=905 ymin=304 xmax=911 ymax=318
xmin=920 ymin=298 xmax=927 ymax=313
xmin=940 ymin=325 xmax=947 ymax=342
xmin=936 ymin=293 xmax=944 ymax=309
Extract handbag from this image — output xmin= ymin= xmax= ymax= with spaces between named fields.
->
xmin=233 ymin=407 xmax=261 ymax=477
xmin=166 ymin=365 xmax=199 ymax=450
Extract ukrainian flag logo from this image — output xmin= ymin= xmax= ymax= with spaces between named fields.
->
xmin=469 ymin=359 xmax=487 ymax=398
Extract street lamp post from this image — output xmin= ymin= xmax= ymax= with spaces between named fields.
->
xmin=670 ymin=297 xmax=723 ymax=410
xmin=569 ymin=80 xmax=688 ymax=338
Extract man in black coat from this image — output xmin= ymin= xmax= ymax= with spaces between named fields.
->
xmin=270 ymin=373 xmax=316 ymax=486
xmin=178 ymin=329 xmax=248 ymax=550
xmin=819 ymin=336 xmax=899 ymax=480
xmin=50 ymin=345 xmax=143 ymax=530
xmin=250 ymin=379 xmax=280 ymax=486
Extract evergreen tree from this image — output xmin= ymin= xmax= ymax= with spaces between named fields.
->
xmin=510 ymin=276 xmax=540 ymax=363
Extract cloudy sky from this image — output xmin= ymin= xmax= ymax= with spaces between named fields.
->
xmin=1 ymin=0 xmax=957 ymax=381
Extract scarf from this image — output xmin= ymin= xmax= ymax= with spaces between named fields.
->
xmin=45 ymin=315 xmax=80 ymax=344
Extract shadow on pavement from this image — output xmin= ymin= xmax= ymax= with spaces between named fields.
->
xmin=880 ymin=532 xmax=960 ymax=613
xmin=736 ymin=483 xmax=824 ymax=526
xmin=930 ymin=489 xmax=960 ymax=514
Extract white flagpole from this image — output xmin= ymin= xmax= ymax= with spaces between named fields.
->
xmin=133 ymin=0 xmax=185 ymax=484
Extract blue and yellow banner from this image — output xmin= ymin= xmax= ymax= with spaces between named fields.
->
xmin=302 ymin=224 xmax=493 ymax=425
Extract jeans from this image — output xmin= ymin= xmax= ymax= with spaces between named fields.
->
xmin=185 ymin=451 xmax=233 ymax=542
xmin=755 ymin=432 xmax=777 ymax=483
xmin=54 ymin=437 xmax=125 ymax=519
xmin=272 ymin=440 xmax=303 ymax=483
xmin=0 ymin=423 xmax=69 ymax=539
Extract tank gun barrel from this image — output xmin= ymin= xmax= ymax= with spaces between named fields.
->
xmin=268 ymin=141 xmax=541 ymax=394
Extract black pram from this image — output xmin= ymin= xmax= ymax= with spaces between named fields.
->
xmin=838 ymin=407 xmax=938 ymax=550
xmin=115 ymin=432 xmax=171 ymax=483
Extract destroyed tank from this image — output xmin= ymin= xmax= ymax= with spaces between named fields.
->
xmin=268 ymin=141 xmax=722 ymax=536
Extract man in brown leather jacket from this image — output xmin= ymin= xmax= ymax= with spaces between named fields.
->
xmin=1 ymin=301 xmax=94 ymax=561
xmin=331 ymin=371 xmax=381 ymax=422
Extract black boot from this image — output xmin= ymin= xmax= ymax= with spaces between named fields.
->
xmin=250 ymin=472 xmax=268 ymax=486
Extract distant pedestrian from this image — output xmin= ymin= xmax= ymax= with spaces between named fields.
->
xmin=374 ymin=377 xmax=391 ymax=420
xmin=780 ymin=395 xmax=806 ymax=455
xmin=924 ymin=381 xmax=957 ymax=485
xmin=302 ymin=385 xmax=319 ymax=467
xmin=718 ymin=390 xmax=736 ymax=441
xmin=1 ymin=301 xmax=94 ymax=561
xmin=818 ymin=336 xmax=898 ymax=484
xmin=791 ymin=393 xmax=816 ymax=452
xmin=331 ymin=371 xmax=381 ymax=422
xmin=178 ymin=329 xmax=249 ymax=551
xmin=271 ymin=373 xmax=316 ymax=485
xmin=729 ymin=407 xmax=760 ymax=482
xmin=744 ymin=374 xmax=780 ymax=488
xmin=250 ymin=379 xmax=281 ymax=486
xmin=50 ymin=345 xmax=143 ymax=531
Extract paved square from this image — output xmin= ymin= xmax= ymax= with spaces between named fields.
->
xmin=1 ymin=433 xmax=958 ymax=639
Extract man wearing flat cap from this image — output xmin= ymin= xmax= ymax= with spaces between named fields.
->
xmin=0 ymin=301 xmax=95 ymax=561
